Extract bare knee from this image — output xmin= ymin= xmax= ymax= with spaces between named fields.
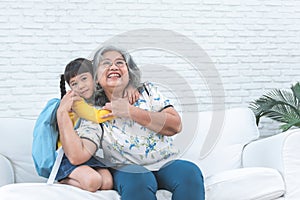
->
xmin=100 ymin=175 xmax=113 ymax=190
xmin=83 ymin=170 xmax=113 ymax=191
xmin=70 ymin=166 xmax=103 ymax=192
xmin=82 ymin=173 xmax=102 ymax=192
xmin=98 ymin=169 xmax=113 ymax=190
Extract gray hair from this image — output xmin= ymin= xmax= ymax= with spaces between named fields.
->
xmin=92 ymin=45 xmax=142 ymax=106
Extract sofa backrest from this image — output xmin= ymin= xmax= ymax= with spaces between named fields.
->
xmin=0 ymin=117 xmax=46 ymax=183
xmin=175 ymin=107 xmax=260 ymax=178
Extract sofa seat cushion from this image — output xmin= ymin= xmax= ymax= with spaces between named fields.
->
xmin=0 ymin=183 xmax=172 ymax=200
xmin=0 ymin=183 xmax=120 ymax=200
xmin=205 ymin=167 xmax=285 ymax=200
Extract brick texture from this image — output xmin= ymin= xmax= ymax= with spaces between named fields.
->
xmin=1 ymin=0 xmax=300 ymax=136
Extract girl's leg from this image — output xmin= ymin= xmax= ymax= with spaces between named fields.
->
xmin=153 ymin=160 xmax=205 ymax=200
xmin=95 ymin=168 xmax=113 ymax=190
xmin=60 ymin=165 xmax=103 ymax=192
xmin=111 ymin=165 xmax=158 ymax=200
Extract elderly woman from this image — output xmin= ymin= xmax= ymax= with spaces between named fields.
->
xmin=89 ymin=45 xmax=205 ymax=200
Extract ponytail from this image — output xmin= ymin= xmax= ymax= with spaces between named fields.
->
xmin=60 ymin=74 xmax=66 ymax=99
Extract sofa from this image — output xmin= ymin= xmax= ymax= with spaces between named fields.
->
xmin=0 ymin=107 xmax=300 ymax=199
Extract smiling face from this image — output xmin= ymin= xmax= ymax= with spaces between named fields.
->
xmin=96 ymin=50 xmax=130 ymax=98
xmin=69 ymin=72 xmax=94 ymax=100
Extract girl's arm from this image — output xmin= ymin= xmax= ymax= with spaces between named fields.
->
xmin=72 ymin=84 xmax=139 ymax=123
xmin=123 ymin=84 xmax=140 ymax=104
xmin=57 ymin=91 xmax=97 ymax=165
xmin=72 ymin=99 xmax=114 ymax=123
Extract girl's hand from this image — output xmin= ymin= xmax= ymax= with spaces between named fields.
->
xmin=58 ymin=90 xmax=81 ymax=113
xmin=124 ymin=85 xmax=139 ymax=104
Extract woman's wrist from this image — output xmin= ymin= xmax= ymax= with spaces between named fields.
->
xmin=128 ymin=105 xmax=151 ymax=126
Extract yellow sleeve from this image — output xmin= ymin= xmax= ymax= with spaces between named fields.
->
xmin=57 ymin=103 xmax=113 ymax=149
xmin=68 ymin=111 xmax=79 ymax=126
xmin=72 ymin=99 xmax=114 ymax=123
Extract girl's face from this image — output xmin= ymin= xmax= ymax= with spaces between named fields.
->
xmin=97 ymin=50 xmax=129 ymax=94
xmin=69 ymin=72 xmax=94 ymax=100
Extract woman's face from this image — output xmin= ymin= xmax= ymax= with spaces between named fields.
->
xmin=97 ymin=50 xmax=129 ymax=94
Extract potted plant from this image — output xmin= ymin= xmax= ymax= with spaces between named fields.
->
xmin=249 ymin=82 xmax=300 ymax=132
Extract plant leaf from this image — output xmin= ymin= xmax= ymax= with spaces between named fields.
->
xmin=280 ymin=118 xmax=300 ymax=132
xmin=291 ymin=82 xmax=300 ymax=103
xmin=249 ymin=83 xmax=300 ymax=131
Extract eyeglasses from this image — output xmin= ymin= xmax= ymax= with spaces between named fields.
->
xmin=99 ymin=59 xmax=127 ymax=69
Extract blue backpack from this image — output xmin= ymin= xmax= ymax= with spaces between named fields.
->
xmin=32 ymin=98 xmax=61 ymax=178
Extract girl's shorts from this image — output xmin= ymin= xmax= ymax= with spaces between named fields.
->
xmin=55 ymin=154 xmax=108 ymax=181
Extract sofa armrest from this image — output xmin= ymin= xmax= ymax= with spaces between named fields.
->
xmin=0 ymin=154 xmax=14 ymax=187
xmin=243 ymin=129 xmax=300 ymax=199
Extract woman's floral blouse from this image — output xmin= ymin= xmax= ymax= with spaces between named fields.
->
xmin=77 ymin=82 xmax=179 ymax=170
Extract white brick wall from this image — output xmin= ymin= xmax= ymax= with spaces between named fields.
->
xmin=1 ymin=0 xmax=300 ymax=136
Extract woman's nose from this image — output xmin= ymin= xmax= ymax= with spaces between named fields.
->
xmin=108 ymin=63 xmax=119 ymax=70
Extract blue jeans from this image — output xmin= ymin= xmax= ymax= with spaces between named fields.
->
xmin=110 ymin=160 xmax=205 ymax=200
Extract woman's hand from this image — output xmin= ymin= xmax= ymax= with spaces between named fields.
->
xmin=102 ymin=97 xmax=181 ymax=136
xmin=102 ymin=97 xmax=132 ymax=119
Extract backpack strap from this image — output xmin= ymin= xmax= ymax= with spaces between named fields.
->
xmin=47 ymin=118 xmax=82 ymax=184
xmin=95 ymin=123 xmax=105 ymax=159
xmin=47 ymin=147 xmax=64 ymax=184
xmin=143 ymin=83 xmax=150 ymax=96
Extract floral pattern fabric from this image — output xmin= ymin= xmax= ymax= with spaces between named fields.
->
xmin=77 ymin=82 xmax=179 ymax=170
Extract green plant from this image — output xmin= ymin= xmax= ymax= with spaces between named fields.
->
xmin=249 ymin=82 xmax=300 ymax=132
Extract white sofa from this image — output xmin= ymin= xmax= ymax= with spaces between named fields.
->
xmin=0 ymin=107 xmax=300 ymax=200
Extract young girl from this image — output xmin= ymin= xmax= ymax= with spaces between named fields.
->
xmin=60 ymin=59 xmax=139 ymax=125
xmin=56 ymin=58 xmax=138 ymax=192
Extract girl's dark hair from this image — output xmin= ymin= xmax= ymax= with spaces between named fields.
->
xmin=64 ymin=58 xmax=93 ymax=84
xmin=60 ymin=74 xmax=66 ymax=99
xmin=60 ymin=58 xmax=93 ymax=99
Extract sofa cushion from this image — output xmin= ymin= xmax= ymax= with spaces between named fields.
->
xmin=0 ymin=154 xmax=14 ymax=186
xmin=177 ymin=108 xmax=260 ymax=178
xmin=0 ymin=183 xmax=172 ymax=200
xmin=205 ymin=167 xmax=285 ymax=200
xmin=0 ymin=183 xmax=120 ymax=200
xmin=0 ymin=118 xmax=45 ymax=183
